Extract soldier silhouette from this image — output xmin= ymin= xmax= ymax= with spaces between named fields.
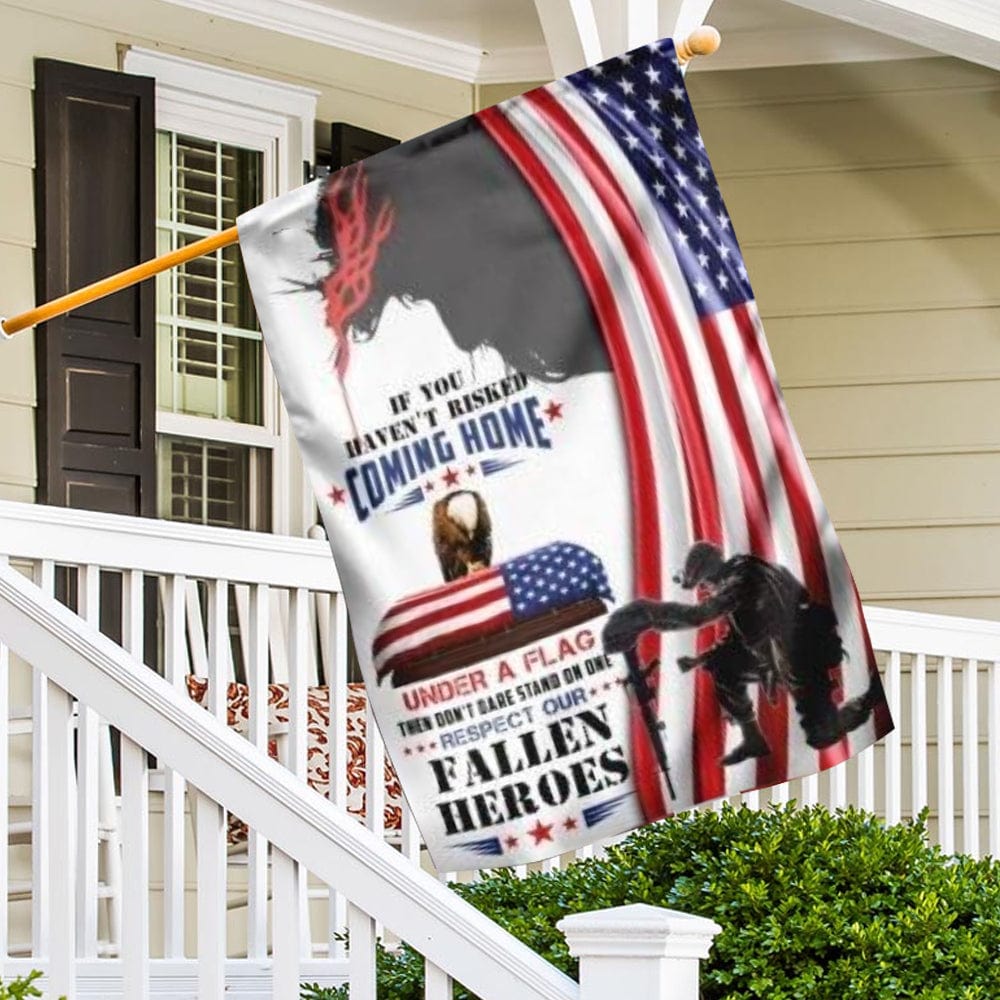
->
xmin=603 ymin=542 xmax=883 ymax=767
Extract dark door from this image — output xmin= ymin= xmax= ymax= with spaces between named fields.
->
xmin=33 ymin=59 xmax=156 ymax=517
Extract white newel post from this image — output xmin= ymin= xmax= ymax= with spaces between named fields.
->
xmin=559 ymin=904 xmax=721 ymax=1000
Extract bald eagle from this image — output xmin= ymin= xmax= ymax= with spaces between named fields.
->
xmin=432 ymin=490 xmax=492 ymax=582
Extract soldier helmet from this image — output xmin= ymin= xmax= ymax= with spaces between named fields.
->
xmin=677 ymin=541 xmax=725 ymax=589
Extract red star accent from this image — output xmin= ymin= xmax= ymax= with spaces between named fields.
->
xmin=543 ymin=400 xmax=563 ymax=421
xmin=504 ymin=835 xmax=519 ymax=850
xmin=416 ymin=744 xmax=425 ymax=753
xmin=424 ymin=481 xmax=435 ymax=494
xmin=403 ymin=747 xmax=412 ymax=756
xmin=563 ymin=817 xmax=578 ymax=831
xmin=441 ymin=467 xmax=460 ymax=488
xmin=327 ymin=485 xmax=346 ymax=505
xmin=466 ymin=464 xmax=477 ymax=477
xmin=527 ymin=820 xmax=554 ymax=845
xmin=603 ymin=681 xmax=612 ymax=691
xmin=428 ymin=741 xmax=437 ymax=750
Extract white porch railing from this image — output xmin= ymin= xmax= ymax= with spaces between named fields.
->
xmin=0 ymin=500 xmax=996 ymax=994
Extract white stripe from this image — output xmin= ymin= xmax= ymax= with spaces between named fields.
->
xmin=550 ymin=82 xmax=755 ymax=795
xmin=373 ymin=598 xmax=512 ymax=674
xmin=378 ymin=574 xmax=506 ymax=632
xmin=501 ymin=96 xmax=698 ymax=810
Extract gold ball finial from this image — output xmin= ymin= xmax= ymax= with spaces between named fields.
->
xmin=676 ymin=25 xmax=722 ymax=65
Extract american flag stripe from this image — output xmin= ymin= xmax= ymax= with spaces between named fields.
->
xmin=479 ymin=104 xmax=674 ymax=819
xmin=386 ymin=569 xmax=501 ymax=616
xmin=522 ymin=85 xmax=733 ymax=801
xmin=375 ymin=573 xmax=509 ymax=637
xmin=373 ymin=582 xmax=510 ymax=657
xmin=480 ymin=39 xmax=885 ymax=812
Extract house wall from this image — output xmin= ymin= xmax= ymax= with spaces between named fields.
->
xmin=0 ymin=0 xmax=475 ymax=509
xmin=480 ymin=57 xmax=1000 ymax=622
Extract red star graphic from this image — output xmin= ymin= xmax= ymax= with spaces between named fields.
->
xmin=563 ymin=817 xmax=578 ymax=831
xmin=403 ymin=747 xmax=412 ymax=757
xmin=327 ymin=484 xmax=346 ymax=505
xmin=441 ymin=467 xmax=460 ymax=488
xmin=544 ymin=400 xmax=563 ymax=422
xmin=424 ymin=481 xmax=435 ymax=494
xmin=428 ymin=741 xmax=437 ymax=750
xmin=466 ymin=464 xmax=477 ymax=478
xmin=527 ymin=820 xmax=554 ymax=845
xmin=504 ymin=835 xmax=519 ymax=850
xmin=589 ymin=687 xmax=598 ymax=697
xmin=416 ymin=744 xmax=425 ymax=754
xmin=603 ymin=681 xmax=612 ymax=691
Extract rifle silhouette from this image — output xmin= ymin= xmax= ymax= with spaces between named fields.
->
xmin=623 ymin=649 xmax=677 ymax=800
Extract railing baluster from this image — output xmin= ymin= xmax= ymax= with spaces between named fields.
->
xmin=424 ymin=958 xmax=452 ymax=1000
xmin=197 ymin=579 xmax=228 ymax=999
xmin=246 ymin=582 xmax=269 ymax=962
xmin=989 ymin=661 xmax=1000 ymax=858
xmin=76 ymin=565 xmax=101 ymax=959
xmin=912 ymin=653 xmax=928 ymax=817
xmin=48 ymin=676 xmax=76 ymax=999
xmin=347 ymin=903 xmax=377 ymax=1000
xmin=857 ymin=745 xmax=875 ymax=814
xmin=121 ymin=569 xmax=150 ymax=999
xmin=885 ymin=651 xmax=902 ymax=825
xmin=743 ymin=789 xmax=760 ymax=811
xmin=962 ymin=659 xmax=980 ymax=857
xmin=937 ymin=656 xmax=954 ymax=853
xmin=0 ymin=557 xmax=7 ymax=964
xmin=365 ymin=696 xmax=386 ymax=940
xmin=328 ymin=593 xmax=349 ymax=961
xmin=274 ymin=588 xmax=308 ymax=992
xmin=400 ymin=803 xmax=421 ymax=869
xmin=31 ymin=560 xmax=54 ymax=961
xmin=829 ymin=763 xmax=847 ymax=811
xmin=162 ymin=574 xmax=187 ymax=959
xmin=801 ymin=772 xmax=819 ymax=807
xmin=770 ymin=781 xmax=790 ymax=806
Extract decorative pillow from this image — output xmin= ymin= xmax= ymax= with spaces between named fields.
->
xmin=186 ymin=677 xmax=403 ymax=846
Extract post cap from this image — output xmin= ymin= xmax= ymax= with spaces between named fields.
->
xmin=558 ymin=904 xmax=721 ymax=960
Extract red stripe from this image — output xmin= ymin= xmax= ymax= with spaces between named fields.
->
xmin=374 ymin=585 xmax=510 ymax=656
xmin=700 ymin=314 xmax=789 ymax=787
xmin=732 ymin=303 xmax=851 ymax=767
xmin=525 ymin=89 xmax=727 ymax=801
xmin=386 ymin=568 xmax=503 ymax=616
xmin=379 ymin=610 xmax=516 ymax=681
xmin=478 ymin=105 xmax=669 ymax=821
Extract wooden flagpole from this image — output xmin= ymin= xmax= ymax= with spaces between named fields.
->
xmin=0 ymin=27 xmax=720 ymax=339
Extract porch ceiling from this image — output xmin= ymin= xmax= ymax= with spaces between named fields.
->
xmin=164 ymin=0 xmax=946 ymax=82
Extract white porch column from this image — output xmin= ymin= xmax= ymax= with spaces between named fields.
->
xmin=559 ymin=904 xmax=721 ymax=999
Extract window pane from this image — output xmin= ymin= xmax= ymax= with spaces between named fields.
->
xmin=156 ymin=131 xmax=264 ymax=425
xmin=158 ymin=436 xmax=271 ymax=532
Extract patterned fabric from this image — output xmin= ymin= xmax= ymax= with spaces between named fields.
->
xmin=186 ymin=677 xmax=403 ymax=846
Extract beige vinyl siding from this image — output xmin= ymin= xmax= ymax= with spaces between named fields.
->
xmin=0 ymin=0 xmax=476 ymax=508
xmin=479 ymin=57 xmax=1000 ymax=620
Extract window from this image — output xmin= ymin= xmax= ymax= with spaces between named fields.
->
xmin=124 ymin=47 xmax=318 ymax=535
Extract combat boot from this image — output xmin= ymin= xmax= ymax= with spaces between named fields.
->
xmin=722 ymin=718 xmax=770 ymax=766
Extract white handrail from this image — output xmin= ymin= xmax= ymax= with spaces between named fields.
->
xmin=0 ymin=560 xmax=577 ymax=1000
xmin=0 ymin=500 xmax=339 ymax=590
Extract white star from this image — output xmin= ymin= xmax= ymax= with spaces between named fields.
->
xmin=622 ymin=105 xmax=637 ymax=122
xmin=645 ymin=65 xmax=661 ymax=84
xmin=695 ymin=163 xmax=709 ymax=180
xmin=647 ymin=41 xmax=661 ymax=53
xmin=650 ymin=124 xmax=662 ymax=140
xmin=675 ymin=228 xmax=689 ymax=246
xmin=694 ymin=131 xmax=705 ymax=149
xmin=697 ymin=250 xmax=710 ymax=267
xmin=673 ymin=142 xmax=686 ymax=161
xmin=694 ymin=280 xmax=708 ymax=299
xmin=619 ymin=52 xmax=633 ymax=65
xmin=591 ymin=65 xmax=604 ymax=76
xmin=718 ymin=212 xmax=731 ymax=230
xmin=591 ymin=87 xmax=609 ymax=105
xmin=738 ymin=262 xmax=748 ymax=280
xmin=718 ymin=243 xmax=731 ymax=260
xmin=645 ymin=95 xmax=661 ymax=112
xmin=698 ymin=220 xmax=710 ymax=238
xmin=619 ymin=78 xmax=635 ymax=95
xmin=675 ymin=200 xmax=689 ymax=219
xmin=649 ymin=151 xmax=665 ymax=170
xmin=670 ymin=84 xmax=685 ymax=101
xmin=624 ymin=132 xmax=640 ymax=149
xmin=696 ymin=192 xmax=710 ymax=209
xmin=671 ymin=113 xmax=685 ymax=130
xmin=717 ymin=271 xmax=730 ymax=290
xmin=674 ymin=169 xmax=689 ymax=188
xmin=653 ymin=180 xmax=666 ymax=198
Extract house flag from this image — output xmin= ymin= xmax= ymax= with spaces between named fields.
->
xmin=237 ymin=37 xmax=894 ymax=870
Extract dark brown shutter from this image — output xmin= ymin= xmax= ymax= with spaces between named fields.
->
xmin=33 ymin=59 xmax=156 ymax=517
xmin=329 ymin=122 xmax=399 ymax=170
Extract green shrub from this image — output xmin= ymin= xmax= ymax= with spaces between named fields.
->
xmin=303 ymin=805 xmax=1000 ymax=1000
xmin=0 ymin=972 xmax=50 ymax=999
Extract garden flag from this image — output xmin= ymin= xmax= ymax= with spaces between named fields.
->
xmin=238 ymin=36 xmax=893 ymax=870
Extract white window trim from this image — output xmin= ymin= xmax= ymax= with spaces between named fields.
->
xmin=123 ymin=47 xmax=318 ymax=535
